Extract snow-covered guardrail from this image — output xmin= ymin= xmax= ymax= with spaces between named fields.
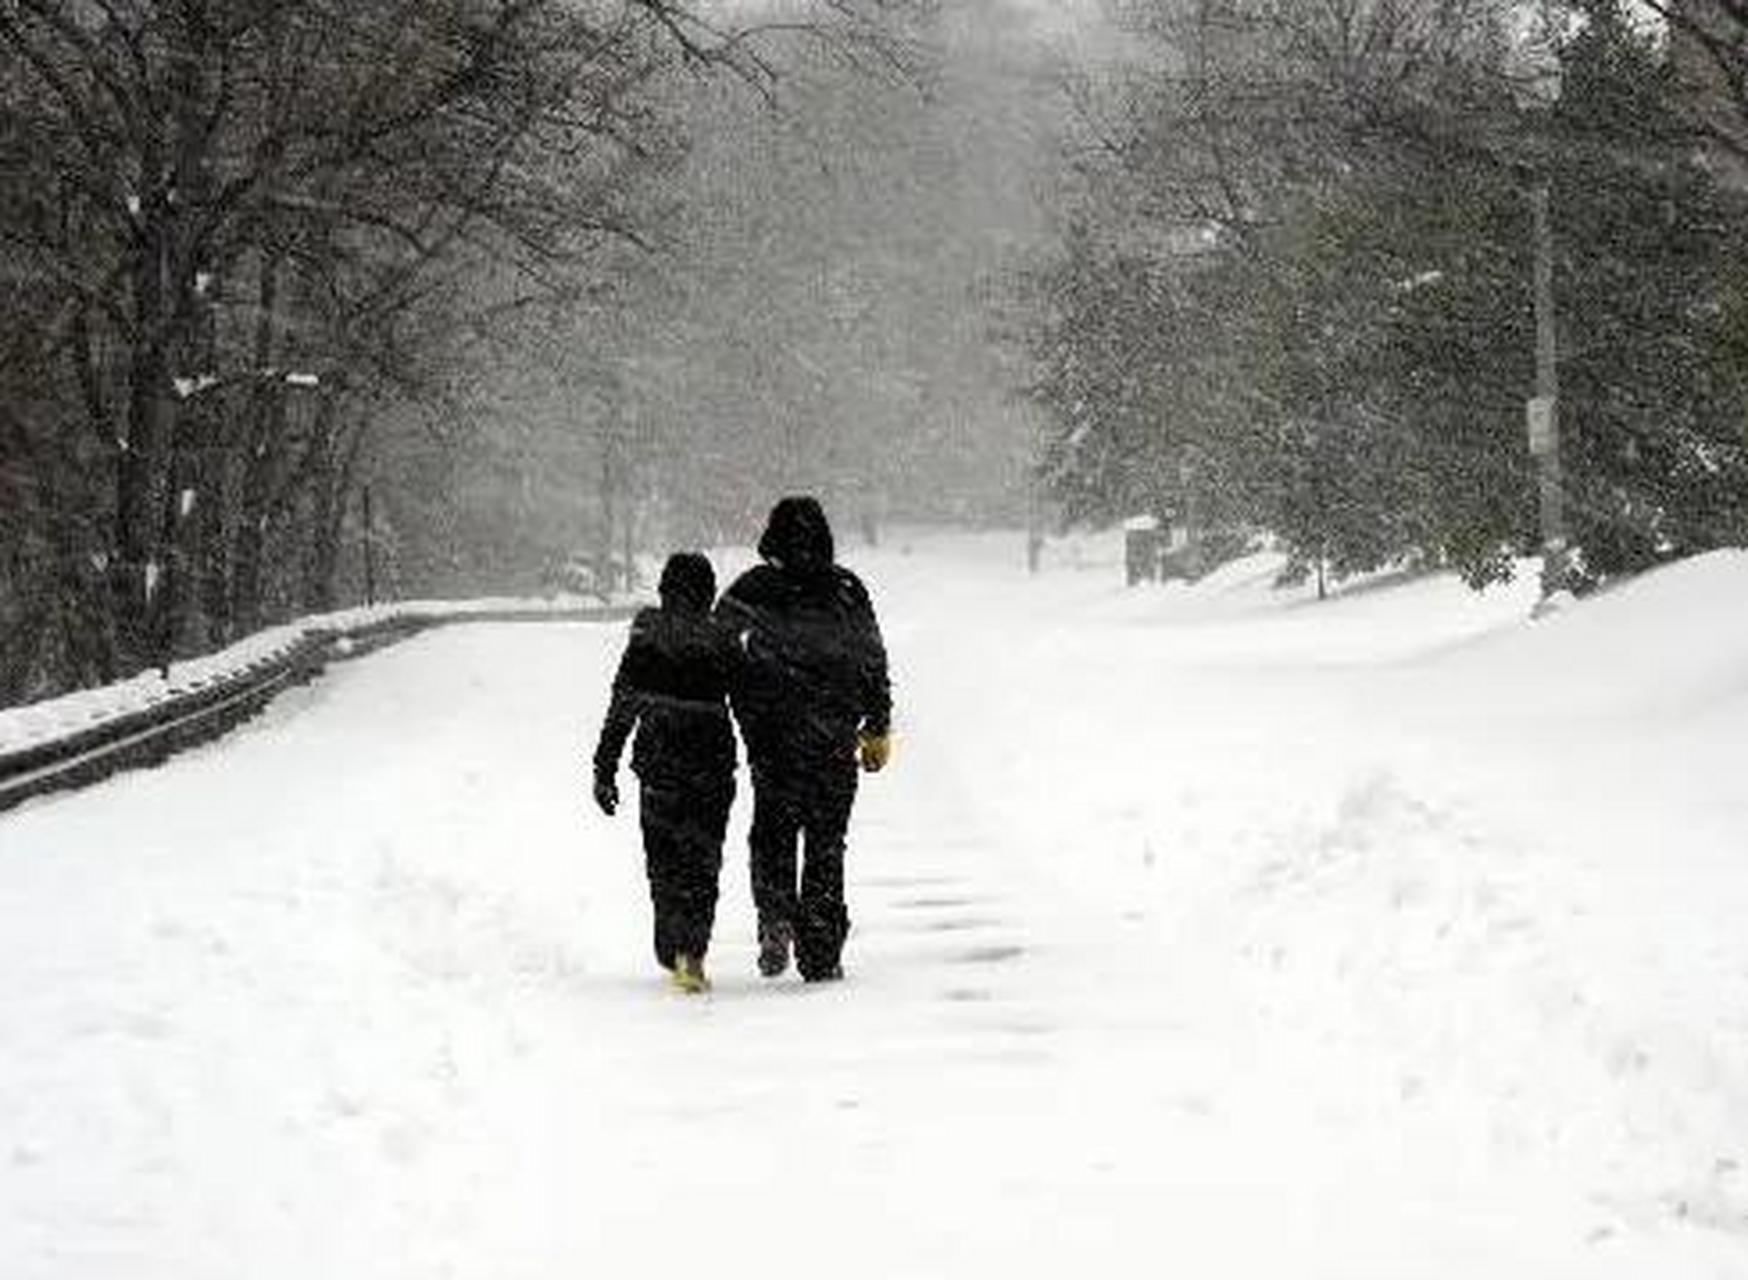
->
xmin=0 ymin=597 xmax=635 ymax=815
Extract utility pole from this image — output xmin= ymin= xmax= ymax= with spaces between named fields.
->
xmin=1528 ymin=178 xmax=1570 ymax=605
xmin=362 ymin=484 xmax=376 ymax=607
xmin=1026 ymin=481 xmax=1043 ymax=575
xmin=621 ymin=462 xmax=636 ymax=594
xmin=598 ymin=430 xmax=617 ymax=596
xmin=1510 ymin=34 xmax=1569 ymax=609
xmin=1179 ymin=455 xmax=1203 ymax=581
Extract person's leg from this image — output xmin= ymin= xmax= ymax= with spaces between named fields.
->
xmin=670 ymin=780 xmax=732 ymax=961
xmin=796 ymin=763 xmax=858 ymax=981
xmin=639 ymin=785 xmax=686 ymax=971
xmin=749 ymin=769 xmax=802 ymax=974
xmin=749 ymin=770 xmax=802 ymax=927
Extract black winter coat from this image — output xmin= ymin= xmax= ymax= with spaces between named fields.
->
xmin=594 ymin=606 xmax=739 ymax=788
xmin=716 ymin=563 xmax=890 ymax=770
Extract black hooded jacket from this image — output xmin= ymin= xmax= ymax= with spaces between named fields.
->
xmin=717 ymin=498 xmax=891 ymax=769
xmin=594 ymin=555 xmax=738 ymax=788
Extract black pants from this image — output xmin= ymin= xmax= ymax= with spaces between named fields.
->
xmin=749 ymin=759 xmax=858 ymax=978
xmin=639 ymin=779 xmax=733 ymax=969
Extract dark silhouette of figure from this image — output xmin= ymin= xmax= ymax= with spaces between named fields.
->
xmin=594 ymin=552 xmax=738 ymax=993
xmin=718 ymin=497 xmax=892 ymax=982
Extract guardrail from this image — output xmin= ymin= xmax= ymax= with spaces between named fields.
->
xmin=0 ymin=602 xmax=635 ymax=816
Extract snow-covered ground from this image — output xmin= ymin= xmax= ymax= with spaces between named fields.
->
xmin=0 ymin=595 xmax=619 ymax=759
xmin=2 ymin=529 xmax=1747 ymax=1278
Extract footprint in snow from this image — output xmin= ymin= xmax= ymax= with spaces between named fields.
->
xmin=907 ymin=916 xmax=1004 ymax=934
xmin=861 ymin=874 xmax=966 ymax=890
xmin=940 ymin=987 xmax=995 ymax=1003
xmin=954 ymin=944 xmax=1025 ymax=965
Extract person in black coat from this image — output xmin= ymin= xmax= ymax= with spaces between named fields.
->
xmin=593 ymin=552 xmax=739 ymax=993
xmin=717 ymin=497 xmax=892 ymax=982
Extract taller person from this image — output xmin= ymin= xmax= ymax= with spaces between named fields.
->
xmin=718 ymin=497 xmax=893 ymax=983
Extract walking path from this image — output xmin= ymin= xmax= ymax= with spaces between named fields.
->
xmin=2 ymin=532 xmax=1745 ymax=1278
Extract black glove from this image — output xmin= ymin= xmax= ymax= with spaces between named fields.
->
xmin=593 ymin=771 xmax=619 ymax=817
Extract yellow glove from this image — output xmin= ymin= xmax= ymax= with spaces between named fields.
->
xmin=858 ymin=731 xmax=893 ymax=774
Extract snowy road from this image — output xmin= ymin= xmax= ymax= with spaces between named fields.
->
xmin=4 ymin=532 xmax=1748 ymax=1278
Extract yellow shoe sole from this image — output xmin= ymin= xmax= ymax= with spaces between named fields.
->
xmin=671 ymin=958 xmax=711 ymax=994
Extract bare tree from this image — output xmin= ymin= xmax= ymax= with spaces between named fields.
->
xmin=0 ymin=0 xmax=919 ymax=704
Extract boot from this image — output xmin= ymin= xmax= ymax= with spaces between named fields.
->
xmin=671 ymin=953 xmax=711 ymax=994
xmin=757 ymin=919 xmax=793 ymax=978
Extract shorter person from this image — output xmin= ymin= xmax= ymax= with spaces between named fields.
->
xmin=592 ymin=552 xmax=739 ymax=994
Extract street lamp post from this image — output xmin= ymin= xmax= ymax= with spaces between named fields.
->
xmin=1528 ymin=178 xmax=1570 ymax=605
xmin=1511 ymin=37 xmax=1570 ymax=612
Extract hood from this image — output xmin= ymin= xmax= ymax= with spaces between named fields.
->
xmin=757 ymin=496 xmax=835 ymax=575
xmin=658 ymin=551 xmax=717 ymax=614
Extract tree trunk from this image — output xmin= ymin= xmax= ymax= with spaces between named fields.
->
xmin=301 ymin=397 xmax=346 ymax=613
xmin=231 ymin=251 xmax=287 ymax=636
xmin=194 ymin=402 xmax=233 ymax=646
xmin=231 ymin=11 xmax=290 ymax=637
xmin=66 ymin=276 xmax=119 ymax=684
xmin=157 ymin=1 xmax=219 ymax=660
xmin=115 ymin=144 xmax=169 ymax=669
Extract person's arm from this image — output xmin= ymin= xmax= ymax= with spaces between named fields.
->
xmin=591 ymin=614 xmax=653 ymax=811
xmin=858 ymin=606 xmax=890 ymax=737
xmin=713 ymin=575 xmax=765 ymax=723
xmin=848 ymin=575 xmax=891 ymax=754
xmin=713 ymin=576 xmax=758 ymax=651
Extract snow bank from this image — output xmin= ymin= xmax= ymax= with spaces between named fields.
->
xmin=1421 ymin=548 xmax=1748 ymax=722
xmin=0 ymin=595 xmax=632 ymax=759
xmin=859 ymin=530 xmax=1748 ymax=1272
